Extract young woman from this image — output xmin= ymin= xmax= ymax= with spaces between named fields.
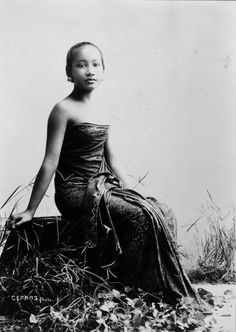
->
xmin=9 ymin=42 xmax=199 ymax=304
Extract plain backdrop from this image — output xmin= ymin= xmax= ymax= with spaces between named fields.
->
xmin=0 ymin=0 xmax=236 ymax=258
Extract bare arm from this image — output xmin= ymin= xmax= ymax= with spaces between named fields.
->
xmin=104 ymin=129 xmax=130 ymax=188
xmin=9 ymin=104 xmax=68 ymax=228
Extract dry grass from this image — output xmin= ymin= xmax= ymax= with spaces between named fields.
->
xmin=187 ymin=191 xmax=236 ymax=283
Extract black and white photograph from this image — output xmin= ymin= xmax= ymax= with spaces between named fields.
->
xmin=0 ymin=1 xmax=235 ymax=331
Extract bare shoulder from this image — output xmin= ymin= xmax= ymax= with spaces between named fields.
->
xmin=48 ymin=100 xmax=71 ymax=124
xmin=53 ymin=97 xmax=83 ymax=123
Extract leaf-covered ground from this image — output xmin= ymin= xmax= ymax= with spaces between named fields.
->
xmin=0 ymin=283 xmax=235 ymax=332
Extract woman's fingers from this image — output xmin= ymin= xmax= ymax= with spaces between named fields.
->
xmin=7 ymin=213 xmax=31 ymax=229
xmin=14 ymin=218 xmax=29 ymax=227
xmin=7 ymin=215 xmax=20 ymax=229
xmin=6 ymin=215 xmax=16 ymax=228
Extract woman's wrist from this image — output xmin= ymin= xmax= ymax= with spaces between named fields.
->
xmin=25 ymin=208 xmax=35 ymax=218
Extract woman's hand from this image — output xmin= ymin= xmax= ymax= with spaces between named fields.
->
xmin=8 ymin=210 xmax=34 ymax=229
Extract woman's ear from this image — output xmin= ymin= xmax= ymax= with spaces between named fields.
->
xmin=65 ymin=66 xmax=73 ymax=82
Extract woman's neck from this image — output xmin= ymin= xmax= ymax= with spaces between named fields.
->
xmin=70 ymin=86 xmax=95 ymax=103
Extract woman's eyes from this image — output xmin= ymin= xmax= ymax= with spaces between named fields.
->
xmin=76 ymin=62 xmax=101 ymax=68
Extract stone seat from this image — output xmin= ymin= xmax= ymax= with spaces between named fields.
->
xmin=0 ymin=209 xmax=177 ymax=269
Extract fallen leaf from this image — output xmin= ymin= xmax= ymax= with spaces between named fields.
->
xmin=29 ymin=314 xmax=38 ymax=324
xmin=133 ymin=308 xmax=142 ymax=327
xmin=96 ymin=310 xmax=102 ymax=318
xmin=134 ymin=298 xmax=144 ymax=308
xmin=110 ymin=313 xmax=118 ymax=322
xmin=112 ymin=289 xmax=120 ymax=298
xmin=100 ymin=303 xmax=110 ymax=312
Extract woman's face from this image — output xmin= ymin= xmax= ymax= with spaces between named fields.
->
xmin=70 ymin=45 xmax=104 ymax=91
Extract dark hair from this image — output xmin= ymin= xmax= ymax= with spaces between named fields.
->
xmin=66 ymin=42 xmax=105 ymax=76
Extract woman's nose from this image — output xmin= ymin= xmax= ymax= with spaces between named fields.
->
xmin=86 ymin=65 xmax=94 ymax=76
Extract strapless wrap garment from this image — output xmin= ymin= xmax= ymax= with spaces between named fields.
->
xmin=54 ymin=123 xmax=198 ymax=304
